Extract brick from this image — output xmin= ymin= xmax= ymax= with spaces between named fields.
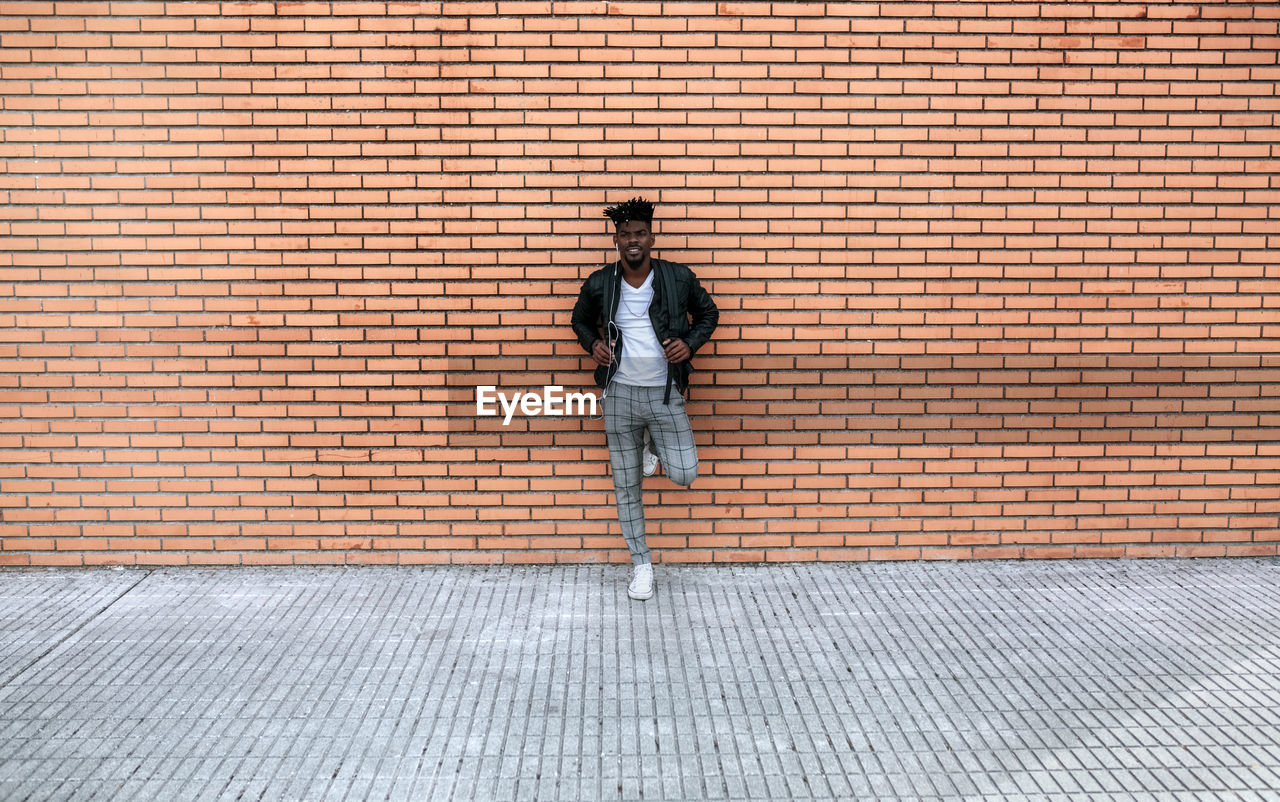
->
xmin=0 ymin=2 xmax=1275 ymax=566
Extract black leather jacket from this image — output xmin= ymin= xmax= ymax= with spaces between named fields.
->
xmin=571 ymin=258 xmax=719 ymax=402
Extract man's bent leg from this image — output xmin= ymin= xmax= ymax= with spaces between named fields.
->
xmin=604 ymin=383 xmax=650 ymax=564
xmin=646 ymin=389 xmax=698 ymax=487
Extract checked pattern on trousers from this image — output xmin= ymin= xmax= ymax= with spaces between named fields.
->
xmin=603 ymin=382 xmax=699 ymax=565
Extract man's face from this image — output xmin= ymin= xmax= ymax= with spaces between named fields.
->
xmin=613 ymin=220 xmax=654 ymax=268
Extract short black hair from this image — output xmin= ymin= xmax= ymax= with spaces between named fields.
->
xmin=603 ymin=197 xmax=654 ymax=228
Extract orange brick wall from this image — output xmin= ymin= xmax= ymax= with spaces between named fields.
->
xmin=2 ymin=1 xmax=1278 ymax=567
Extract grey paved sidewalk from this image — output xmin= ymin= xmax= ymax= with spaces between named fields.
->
xmin=1 ymin=560 xmax=1279 ymax=801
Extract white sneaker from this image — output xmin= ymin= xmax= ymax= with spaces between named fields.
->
xmin=628 ymin=563 xmax=654 ymax=601
xmin=642 ymin=431 xmax=660 ymax=477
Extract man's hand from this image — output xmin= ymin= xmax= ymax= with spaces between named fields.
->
xmin=591 ymin=338 xmax=616 ymax=367
xmin=663 ymin=338 xmax=691 ymax=363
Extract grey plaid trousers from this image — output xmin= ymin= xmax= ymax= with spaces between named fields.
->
xmin=603 ymin=381 xmax=699 ymax=565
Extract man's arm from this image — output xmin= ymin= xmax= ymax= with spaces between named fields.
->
xmin=572 ymin=273 xmax=616 ymax=367
xmin=682 ymin=273 xmax=719 ymax=355
xmin=570 ymin=275 xmax=601 ymax=354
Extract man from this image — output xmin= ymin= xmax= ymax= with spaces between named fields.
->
xmin=571 ymin=198 xmax=719 ymax=600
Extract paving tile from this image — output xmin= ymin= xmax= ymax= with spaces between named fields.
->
xmin=1 ymin=560 xmax=1280 ymax=800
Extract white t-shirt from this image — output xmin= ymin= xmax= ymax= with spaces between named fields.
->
xmin=612 ymin=270 xmax=667 ymax=387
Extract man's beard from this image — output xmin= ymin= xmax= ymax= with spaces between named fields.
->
xmin=622 ymin=249 xmax=646 ymax=268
